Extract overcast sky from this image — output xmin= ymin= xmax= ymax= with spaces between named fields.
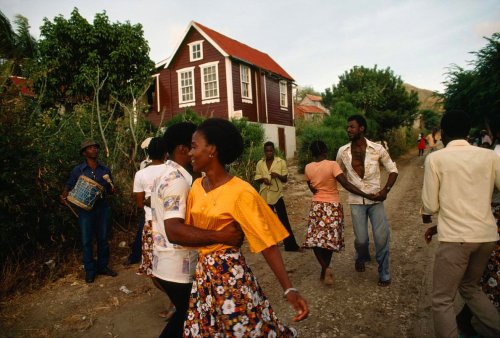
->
xmin=2 ymin=0 xmax=499 ymax=93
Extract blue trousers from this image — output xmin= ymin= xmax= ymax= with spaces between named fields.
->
xmin=78 ymin=201 xmax=111 ymax=274
xmin=350 ymin=203 xmax=391 ymax=282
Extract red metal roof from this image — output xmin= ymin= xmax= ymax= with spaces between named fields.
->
xmin=295 ymin=104 xmax=326 ymax=116
xmin=194 ymin=22 xmax=294 ymax=81
xmin=305 ymin=94 xmax=322 ymax=101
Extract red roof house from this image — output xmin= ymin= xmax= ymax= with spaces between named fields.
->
xmin=148 ymin=21 xmax=296 ymax=157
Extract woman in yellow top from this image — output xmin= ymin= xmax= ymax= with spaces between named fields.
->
xmin=184 ymin=118 xmax=309 ymax=337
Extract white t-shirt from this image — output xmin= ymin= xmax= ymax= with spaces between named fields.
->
xmin=133 ymin=164 xmax=168 ymax=221
xmin=150 ymin=160 xmax=198 ymax=283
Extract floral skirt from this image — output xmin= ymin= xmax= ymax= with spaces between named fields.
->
xmin=138 ymin=220 xmax=153 ymax=276
xmin=302 ymin=201 xmax=345 ymax=252
xmin=183 ymin=248 xmax=296 ymax=337
xmin=480 ymin=205 xmax=500 ymax=308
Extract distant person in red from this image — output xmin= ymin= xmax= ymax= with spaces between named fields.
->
xmin=417 ymin=133 xmax=426 ymax=156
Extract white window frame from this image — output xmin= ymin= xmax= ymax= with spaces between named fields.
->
xmin=188 ymin=40 xmax=204 ymax=62
xmin=176 ymin=66 xmax=196 ymax=107
xmin=279 ymin=80 xmax=288 ymax=109
xmin=199 ymin=61 xmax=220 ymax=104
xmin=240 ymin=64 xmax=252 ymax=103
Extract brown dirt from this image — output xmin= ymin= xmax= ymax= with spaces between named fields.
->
xmin=0 ymin=150 xmax=436 ymax=337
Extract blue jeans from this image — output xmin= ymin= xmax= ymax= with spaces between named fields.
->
xmin=350 ymin=203 xmax=391 ymax=281
xmin=78 ymin=200 xmax=111 ymax=274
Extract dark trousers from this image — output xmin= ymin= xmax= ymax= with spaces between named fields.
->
xmin=269 ymin=197 xmax=300 ymax=250
xmin=127 ymin=215 xmax=145 ymax=264
xmin=78 ymin=201 xmax=110 ymax=275
xmin=154 ymin=278 xmax=192 ymax=338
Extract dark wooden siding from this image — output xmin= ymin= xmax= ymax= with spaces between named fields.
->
xmin=232 ymin=61 xmax=258 ymax=122
xmin=148 ymin=27 xmax=229 ymax=125
xmin=265 ymin=77 xmax=293 ymax=126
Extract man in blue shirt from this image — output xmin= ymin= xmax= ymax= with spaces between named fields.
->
xmin=61 ymin=139 xmax=117 ymax=283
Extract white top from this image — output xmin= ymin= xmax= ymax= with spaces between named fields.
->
xmin=422 ymin=140 xmax=500 ymax=242
xmin=133 ymin=164 xmax=168 ymax=221
xmin=150 ymin=160 xmax=198 ymax=283
xmin=336 ymin=138 xmax=398 ymax=204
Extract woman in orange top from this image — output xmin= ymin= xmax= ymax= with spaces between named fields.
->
xmin=303 ymin=141 xmax=377 ymax=285
xmin=184 ymin=118 xmax=308 ymax=337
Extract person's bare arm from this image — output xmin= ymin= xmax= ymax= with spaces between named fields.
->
xmin=135 ymin=192 xmax=145 ymax=209
xmin=164 ymin=218 xmax=244 ymax=247
xmin=335 ymin=173 xmax=379 ymax=200
xmin=261 ymin=245 xmax=309 ymax=322
xmin=270 ymin=172 xmax=288 ymax=183
xmin=376 ymin=172 xmax=398 ymax=201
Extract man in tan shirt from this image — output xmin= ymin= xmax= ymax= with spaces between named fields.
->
xmin=422 ymin=110 xmax=500 ymax=338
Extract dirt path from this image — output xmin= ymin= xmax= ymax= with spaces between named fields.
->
xmin=1 ymin=150 xmax=436 ymax=338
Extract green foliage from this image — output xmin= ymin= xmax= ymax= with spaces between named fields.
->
xmin=385 ymin=126 xmax=415 ymax=158
xmin=443 ymin=33 xmax=500 ymax=134
xmin=164 ymin=108 xmax=205 ymax=128
xmin=326 ymin=65 xmax=419 ymax=138
xmin=229 ymin=118 xmax=265 ymax=185
xmin=0 ymin=11 xmax=37 ymax=78
xmin=34 ymin=8 xmax=154 ymax=108
xmin=297 ymin=101 xmax=358 ymax=172
xmin=420 ymin=109 xmax=441 ymax=131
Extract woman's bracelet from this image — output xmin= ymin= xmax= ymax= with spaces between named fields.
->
xmin=283 ymin=287 xmax=298 ymax=298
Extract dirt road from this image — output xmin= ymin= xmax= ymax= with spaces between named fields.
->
xmin=1 ymin=150 xmax=436 ymax=337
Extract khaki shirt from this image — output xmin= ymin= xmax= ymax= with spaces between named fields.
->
xmin=254 ymin=157 xmax=288 ymax=205
xmin=422 ymin=140 xmax=500 ymax=242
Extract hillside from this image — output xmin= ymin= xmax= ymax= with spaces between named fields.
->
xmin=404 ymin=83 xmax=443 ymax=112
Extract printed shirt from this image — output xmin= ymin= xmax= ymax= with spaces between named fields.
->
xmin=185 ymin=176 xmax=289 ymax=255
xmin=133 ymin=164 xmax=168 ymax=221
xmin=304 ymin=160 xmax=343 ymax=203
xmin=422 ymin=140 xmax=500 ymax=243
xmin=150 ymin=160 xmax=198 ymax=283
xmin=336 ymin=138 xmax=398 ymax=205
xmin=65 ymin=161 xmax=113 ymax=195
xmin=254 ymin=156 xmax=288 ymax=205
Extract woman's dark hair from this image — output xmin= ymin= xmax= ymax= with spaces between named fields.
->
xmin=146 ymin=137 xmax=167 ymax=160
xmin=309 ymin=140 xmax=328 ymax=157
xmin=163 ymin=122 xmax=197 ymax=155
xmin=347 ymin=114 xmax=368 ymax=132
xmin=440 ymin=110 xmax=471 ymax=139
xmin=197 ymin=118 xmax=244 ymax=165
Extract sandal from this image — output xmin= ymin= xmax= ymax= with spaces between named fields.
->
xmin=377 ymin=279 xmax=391 ymax=287
xmin=355 ymin=261 xmax=365 ymax=272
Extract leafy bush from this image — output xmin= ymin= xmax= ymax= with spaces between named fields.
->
xmin=297 ymin=101 xmax=357 ymax=172
xmin=229 ymin=118 xmax=265 ymax=185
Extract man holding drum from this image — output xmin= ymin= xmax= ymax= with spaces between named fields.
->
xmin=61 ymin=139 xmax=117 ymax=283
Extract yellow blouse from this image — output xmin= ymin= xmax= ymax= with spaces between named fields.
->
xmin=185 ymin=176 xmax=289 ymax=255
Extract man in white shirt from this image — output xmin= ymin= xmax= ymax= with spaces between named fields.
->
xmin=422 ymin=111 xmax=500 ymax=338
xmin=151 ymin=122 xmax=243 ymax=338
xmin=336 ymin=115 xmax=398 ymax=286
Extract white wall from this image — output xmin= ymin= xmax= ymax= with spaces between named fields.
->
xmin=261 ymin=123 xmax=296 ymax=159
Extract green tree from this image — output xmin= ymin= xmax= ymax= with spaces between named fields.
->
xmin=35 ymin=8 xmax=154 ymax=108
xmin=0 ymin=10 xmax=36 ymax=82
xmin=420 ymin=109 xmax=441 ymax=130
xmin=443 ymin=33 xmax=500 ymax=134
xmin=327 ymin=65 xmax=419 ymax=138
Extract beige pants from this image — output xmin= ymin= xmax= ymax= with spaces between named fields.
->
xmin=432 ymin=241 xmax=500 ymax=338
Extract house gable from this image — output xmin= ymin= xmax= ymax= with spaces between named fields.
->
xmin=150 ymin=21 xmax=294 ymax=128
